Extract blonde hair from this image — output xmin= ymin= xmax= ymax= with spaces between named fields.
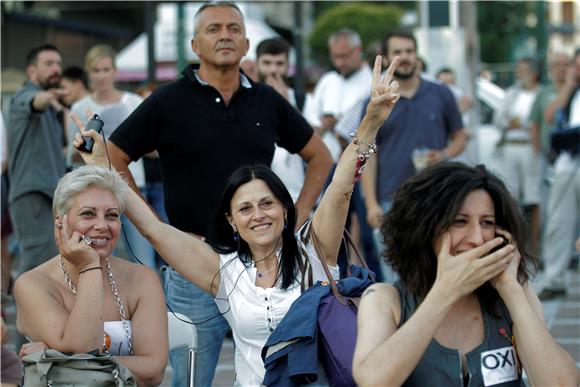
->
xmin=84 ymin=44 xmax=117 ymax=72
xmin=53 ymin=165 xmax=128 ymax=217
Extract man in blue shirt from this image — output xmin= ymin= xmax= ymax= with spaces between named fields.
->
xmin=359 ymin=31 xmax=466 ymax=281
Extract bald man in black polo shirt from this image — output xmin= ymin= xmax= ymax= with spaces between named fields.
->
xmin=107 ymin=2 xmax=332 ymax=386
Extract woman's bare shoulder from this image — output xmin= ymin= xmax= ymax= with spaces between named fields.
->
xmin=14 ymin=258 xmax=62 ymax=298
xmin=109 ymin=257 xmax=162 ymax=289
xmin=361 ymin=282 xmax=400 ymax=300
xmin=360 ymin=283 xmax=402 ymax=324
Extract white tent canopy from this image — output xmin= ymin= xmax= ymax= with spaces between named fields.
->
xmin=116 ymin=3 xmax=283 ymax=81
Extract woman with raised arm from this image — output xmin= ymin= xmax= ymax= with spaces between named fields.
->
xmin=73 ymin=55 xmax=400 ymax=386
xmin=352 ymin=161 xmax=579 ymax=386
xmin=14 ymin=165 xmax=168 ymax=386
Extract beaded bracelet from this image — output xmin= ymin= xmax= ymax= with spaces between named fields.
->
xmin=350 ymin=132 xmax=377 ymax=161
xmin=79 ymin=266 xmax=102 ymax=275
xmin=350 ymin=132 xmax=376 ymax=182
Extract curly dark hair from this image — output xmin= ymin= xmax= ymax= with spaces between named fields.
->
xmin=381 ymin=162 xmax=538 ymax=301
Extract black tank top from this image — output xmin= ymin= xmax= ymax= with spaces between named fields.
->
xmin=394 ymin=281 xmax=524 ymax=387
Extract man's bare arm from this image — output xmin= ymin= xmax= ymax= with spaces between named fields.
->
xmin=295 ymin=133 xmax=333 ymax=229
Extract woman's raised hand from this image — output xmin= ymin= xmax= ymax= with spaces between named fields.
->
xmin=70 ymin=112 xmax=108 ymax=167
xmin=490 ymin=227 xmax=522 ymax=292
xmin=55 ymin=215 xmax=100 ymax=271
xmin=433 ymin=233 xmax=515 ymax=301
xmin=364 ymin=55 xmax=400 ymax=127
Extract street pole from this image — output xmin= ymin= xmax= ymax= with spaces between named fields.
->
xmin=293 ymin=2 xmax=304 ymax=96
xmin=145 ymin=1 xmax=156 ymax=83
xmin=177 ymin=2 xmax=186 ymax=74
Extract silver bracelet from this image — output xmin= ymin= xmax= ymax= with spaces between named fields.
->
xmin=350 ymin=132 xmax=377 ymax=161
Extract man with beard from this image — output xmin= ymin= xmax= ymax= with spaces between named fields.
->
xmin=107 ymin=3 xmax=332 ymax=386
xmin=354 ymin=31 xmax=466 ymax=282
xmin=7 ymin=44 xmax=67 ymax=277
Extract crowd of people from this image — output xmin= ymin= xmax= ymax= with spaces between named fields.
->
xmin=1 ymin=1 xmax=579 ymax=386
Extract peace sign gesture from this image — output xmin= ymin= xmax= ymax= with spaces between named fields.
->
xmin=364 ymin=55 xmax=400 ymax=127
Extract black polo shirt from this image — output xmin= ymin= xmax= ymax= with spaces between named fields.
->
xmin=110 ymin=64 xmax=313 ymax=236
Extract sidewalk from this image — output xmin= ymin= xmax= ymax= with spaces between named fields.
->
xmin=537 ymin=269 xmax=580 ymax=368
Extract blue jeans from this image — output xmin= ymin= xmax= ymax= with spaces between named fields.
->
xmin=144 ymin=181 xmax=169 ymax=269
xmin=372 ymin=200 xmax=399 ymax=284
xmin=163 ymin=267 xmax=230 ymax=387
xmin=120 ymin=214 xmax=156 ymax=269
xmin=118 ymin=185 xmax=165 ymax=271
xmin=352 ymin=183 xmax=383 ymax=282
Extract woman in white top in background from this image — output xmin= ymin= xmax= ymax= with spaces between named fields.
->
xmin=67 ymin=44 xmax=157 ymax=269
xmin=74 ymin=55 xmax=401 ymax=386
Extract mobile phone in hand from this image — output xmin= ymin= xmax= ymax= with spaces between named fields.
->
xmin=78 ymin=114 xmax=104 ymax=153
xmin=490 ymin=235 xmax=509 ymax=254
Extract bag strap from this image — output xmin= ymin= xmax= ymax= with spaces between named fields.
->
xmin=342 ymin=228 xmax=369 ymax=271
xmin=309 ymin=226 xmax=345 ymax=304
xmin=309 ymin=225 xmax=372 ymax=305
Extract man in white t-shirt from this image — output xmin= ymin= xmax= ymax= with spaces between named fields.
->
xmin=305 ymin=28 xmax=372 ymax=161
xmin=493 ymin=58 xmax=541 ymax=247
xmin=539 ymin=49 xmax=580 ymax=300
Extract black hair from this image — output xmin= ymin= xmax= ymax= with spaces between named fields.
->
xmin=436 ymin=67 xmax=454 ymax=79
xmin=26 ymin=44 xmax=60 ymax=67
xmin=381 ymin=30 xmax=417 ymax=57
xmin=518 ymin=57 xmax=542 ymax=82
xmin=209 ymin=165 xmax=300 ymax=290
xmin=256 ymin=37 xmax=290 ymax=59
xmin=62 ymin=66 xmax=89 ymax=89
xmin=382 ymin=162 xmax=538 ymax=308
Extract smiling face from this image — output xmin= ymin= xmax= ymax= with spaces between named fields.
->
xmin=60 ymin=187 xmax=122 ymax=259
xmin=88 ymin=56 xmax=116 ymax=94
xmin=191 ymin=6 xmax=249 ymax=69
xmin=227 ymin=179 xmax=286 ymax=256
xmin=433 ymin=189 xmax=497 ymax=256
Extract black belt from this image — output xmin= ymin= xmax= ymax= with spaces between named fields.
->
xmin=503 ymin=139 xmax=530 ymax=145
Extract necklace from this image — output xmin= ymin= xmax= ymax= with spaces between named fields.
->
xmin=59 ymin=255 xmax=134 ymax=355
xmin=256 ymin=263 xmax=278 ymax=278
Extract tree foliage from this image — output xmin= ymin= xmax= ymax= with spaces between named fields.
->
xmin=477 ymin=1 xmax=538 ymax=63
xmin=308 ymin=2 xmax=403 ymax=66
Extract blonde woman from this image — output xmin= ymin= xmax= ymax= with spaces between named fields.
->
xmin=15 ymin=165 xmax=168 ymax=386
xmin=66 ymin=44 xmax=157 ymax=269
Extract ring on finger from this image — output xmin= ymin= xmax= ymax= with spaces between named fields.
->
xmin=82 ymin=235 xmax=93 ymax=246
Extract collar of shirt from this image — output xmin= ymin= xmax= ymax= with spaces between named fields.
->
xmin=192 ymin=68 xmax=252 ymax=89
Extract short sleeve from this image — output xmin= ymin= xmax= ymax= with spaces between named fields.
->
xmin=274 ymin=91 xmax=314 ymax=154
xmin=109 ymin=92 xmax=161 ymax=161
xmin=215 ymin=252 xmax=243 ymax=314
xmin=335 ymin=97 xmax=366 ymax=141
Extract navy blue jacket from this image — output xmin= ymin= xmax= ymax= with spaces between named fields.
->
xmin=261 ymin=265 xmax=374 ymax=387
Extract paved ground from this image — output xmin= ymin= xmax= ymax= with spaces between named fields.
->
xmin=4 ymin=268 xmax=579 ymax=386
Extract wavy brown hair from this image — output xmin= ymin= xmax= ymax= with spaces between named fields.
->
xmin=381 ymin=162 xmax=538 ymax=302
